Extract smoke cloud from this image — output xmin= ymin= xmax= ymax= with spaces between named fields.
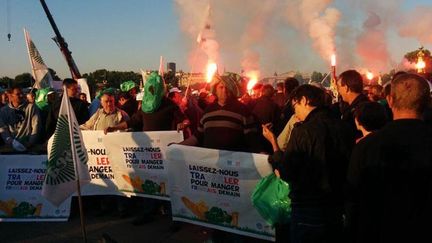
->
xmin=398 ymin=6 xmax=432 ymax=44
xmin=284 ymin=0 xmax=340 ymax=60
xmin=239 ymin=0 xmax=277 ymax=78
xmin=356 ymin=11 xmax=391 ymax=72
xmin=174 ymin=0 xmax=430 ymax=77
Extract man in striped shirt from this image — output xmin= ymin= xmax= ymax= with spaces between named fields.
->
xmin=180 ymin=74 xmax=261 ymax=153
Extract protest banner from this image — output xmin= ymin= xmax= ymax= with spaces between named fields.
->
xmin=166 ymin=144 xmax=275 ymax=241
xmin=103 ymin=131 xmax=183 ymax=200
xmin=80 ymin=131 xmax=123 ymax=196
xmin=0 ymin=155 xmax=71 ymax=222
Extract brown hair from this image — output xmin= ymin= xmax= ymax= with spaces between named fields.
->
xmin=338 ymin=70 xmax=363 ymax=94
xmin=391 ymin=73 xmax=430 ymax=114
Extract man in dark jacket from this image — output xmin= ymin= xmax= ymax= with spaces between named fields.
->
xmin=347 ymin=73 xmax=432 ymax=243
xmin=263 ymin=85 xmax=353 ymax=243
xmin=252 ymin=84 xmax=281 ymax=153
xmin=275 ymin=77 xmax=299 ymax=136
xmin=335 ymin=70 xmax=369 ymax=139
xmin=117 ymin=81 xmax=139 ymax=118
xmin=46 ymin=79 xmax=89 ymax=139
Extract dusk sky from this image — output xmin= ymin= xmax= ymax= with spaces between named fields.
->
xmin=1 ymin=0 xmax=431 ymax=79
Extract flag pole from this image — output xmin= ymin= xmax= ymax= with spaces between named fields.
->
xmin=186 ymin=48 xmax=199 ymax=97
xmin=64 ymin=87 xmax=88 ymax=243
xmin=159 ymin=56 xmax=167 ymax=93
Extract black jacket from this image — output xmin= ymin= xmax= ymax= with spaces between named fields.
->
xmin=252 ymin=96 xmax=281 ymax=153
xmin=46 ymin=96 xmax=89 ymax=138
xmin=340 ymin=93 xmax=369 ymax=139
xmin=347 ymin=119 xmax=432 ymax=242
xmin=270 ymin=107 xmax=354 ymax=208
xmin=118 ymin=98 xmax=138 ymax=118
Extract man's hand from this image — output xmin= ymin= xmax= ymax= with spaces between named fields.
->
xmin=262 ymin=123 xmax=275 ymax=142
xmin=176 ymin=120 xmax=190 ymax=132
xmin=274 ymin=169 xmax=280 ymax=178
xmin=262 ymin=123 xmax=280 ymax=152
xmin=104 ymin=127 xmax=116 ymax=135
xmin=12 ymin=139 xmax=27 ymax=152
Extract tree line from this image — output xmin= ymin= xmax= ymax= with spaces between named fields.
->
xmin=1 ymin=48 xmax=430 ymax=92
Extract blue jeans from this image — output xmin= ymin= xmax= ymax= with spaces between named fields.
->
xmin=290 ymin=206 xmax=343 ymax=243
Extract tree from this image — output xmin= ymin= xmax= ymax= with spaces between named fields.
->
xmin=404 ymin=48 xmax=431 ymax=63
xmin=0 ymin=76 xmax=13 ymax=88
xmin=106 ymin=71 xmax=140 ymax=89
xmin=82 ymin=69 xmax=141 ymax=97
xmin=14 ymin=73 xmax=33 ymax=88
xmin=381 ymin=73 xmax=391 ymax=85
xmin=404 ymin=48 xmax=432 ymax=73
xmin=48 ymin=68 xmax=61 ymax=80
xmin=294 ymin=72 xmax=304 ymax=84
xmin=310 ymin=71 xmax=324 ymax=83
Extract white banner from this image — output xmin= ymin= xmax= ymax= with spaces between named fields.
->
xmin=103 ymin=131 xmax=183 ymax=200
xmin=166 ymin=145 xmax=275 ymax=241
xmin=0 ymin=155 xmax=71 ymax=222
xmin=80 ymin=131 xmax=123 ymax=196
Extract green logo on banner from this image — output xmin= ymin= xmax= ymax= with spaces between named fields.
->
xmin=45 ymin=115 xmax=87 ymax=185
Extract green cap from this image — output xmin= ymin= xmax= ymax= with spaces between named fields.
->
xmin=35 ymin=87 xmax=51 ymax=110
xmin=120 ymin=80 xmax=137 ymax=92
xmin=96 ymin=87 xmax=117 ymax=99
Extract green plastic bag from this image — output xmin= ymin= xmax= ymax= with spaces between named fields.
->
xmin=251 ymin=173 xmax=291 ymax=226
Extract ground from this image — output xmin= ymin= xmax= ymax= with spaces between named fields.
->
xmin=0 ymin=197 xmax=271 ymax=243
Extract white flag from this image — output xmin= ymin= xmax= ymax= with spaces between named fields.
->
xmin=140 ymin=68 xmax=147 ymax=89
xmin=24 ymin=28 xmax=53 ymax=89
xmin=158 ymin=56 xmax=164 ymax=76
xmin=42 ymin=88 xmax=90 ymax=206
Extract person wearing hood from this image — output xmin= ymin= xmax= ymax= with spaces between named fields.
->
xmin=179 ymin=73 xmax=262 ymax=241
xmin=104 ymin=72 xmax=188 ymax=133
xmin=180 ymin=73 xmax=262 ymax=153
xmin=104 ymin=72 xmax=189 ymax=225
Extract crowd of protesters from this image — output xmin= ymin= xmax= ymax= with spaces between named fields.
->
xmin=0 ymin=69 xmax=431 ymax=243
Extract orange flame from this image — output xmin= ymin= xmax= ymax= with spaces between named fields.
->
xmin=247 ymin=78 xmax=258 ymax=92
xmin=206 ymin=63 xmax=217 ymax=83
xmin=245 ymin=71 xmax=259 ymax=94
xmin=331 ymin=54 xmax=336 ymax=66
xmin=366 ymin=71 xmax=374 ymax=81
xmin=416 ymin=59 xmax=426 ymax=70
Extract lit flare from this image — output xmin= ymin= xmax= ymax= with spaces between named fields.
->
xmin=206 ymin=62 xmax=217 ymax=83
xmin=331 ymin=54 xmax=336 ymax=66
xmin=366 ymin=71 xmax=374 ymax=81
xmin=416 ymin=59 xmax=426 ymax=70
xmin=245 ymin=71 xmax=259 ymax=94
